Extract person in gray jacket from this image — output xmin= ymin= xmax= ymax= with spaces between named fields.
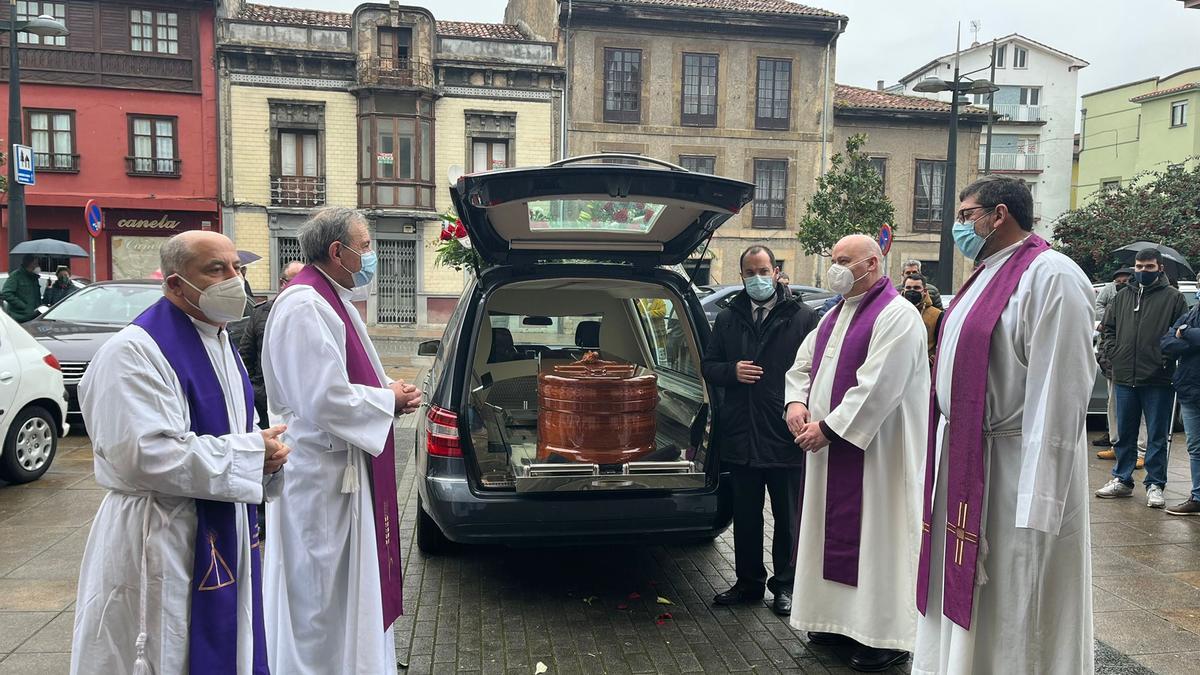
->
xmin=1094 ymin=267 xmax=1134 ymax=450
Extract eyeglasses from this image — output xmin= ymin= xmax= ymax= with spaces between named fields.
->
xmin=956 ymin=205 xmax=996 ymax=222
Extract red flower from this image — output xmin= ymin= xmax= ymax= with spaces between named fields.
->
xmin=614 ymin=208 xmax=629 ymax=223
xmin=454 ymin=220 xmax=468 ymax=239
xmin=439 ymin=222 xmax=454 ymax=241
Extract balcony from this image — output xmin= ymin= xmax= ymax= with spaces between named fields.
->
xmin=33 ymin=152 xmax=79 ymax=172
xmin=271 ymin=175 xmax=326 ymax=208
xmin=992 ymin=104 xmax=1044 ymax=123
xmin=126 ymin=157 xmax=182 ymax=177
xmin=980 ymin=152 xmax=1043 ymax=172
xmin=356 ymin=56 xmax=434 ymax=90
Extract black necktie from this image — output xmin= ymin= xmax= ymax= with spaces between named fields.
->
xmin=756 ymin=306 xmax=766 ymax=326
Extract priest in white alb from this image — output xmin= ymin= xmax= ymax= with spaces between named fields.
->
xmin=71 ymin=231 xmax=289 ymax=674
xmin=784 ymin=234 xmax=930 ymax=673
xmin=913 ymin=176 xmax=1094 ymax=674
xmin=262 ymin=206 xmax=423 ymax=674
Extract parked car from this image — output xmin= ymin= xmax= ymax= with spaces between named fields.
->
xmin=412 ymin=158 xmax=755 ymax=553
xmin=698 ymin=283 xmax=835 ymax=324
xmin=23 ymin=280 xmax=163 ymax=419
xmin=0 ymin=310 xmax=70 ymax=484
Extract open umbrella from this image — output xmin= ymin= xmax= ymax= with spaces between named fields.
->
xmin=10 ymin=238 xmax=89 ymax=258
xmin=1112 ymin=241 xmax=1195 ymax=281
xmin=238 ymin=250 xmax=262 ymax=266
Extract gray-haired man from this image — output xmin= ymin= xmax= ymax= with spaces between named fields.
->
xmin=262 ymin=206 xmax=420 ymax=673
xmin=897 ymin=259 xmax=943 ymax=310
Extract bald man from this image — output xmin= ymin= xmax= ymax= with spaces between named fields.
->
xmin=241 ymin=260 xmax=304 ymax=429
xmin=783 ymin=234 xmax=930 ymax=672
xmin=72 ymin=230 xmax=289 ymax=674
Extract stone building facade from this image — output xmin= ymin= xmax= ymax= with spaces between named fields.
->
xmin=506 ymin=0 xmax=848 ymax=285
xmin=833 ymin=85 xmax=985 ymax=286
xmin=218 ymin=2 xmax=562 ymax=324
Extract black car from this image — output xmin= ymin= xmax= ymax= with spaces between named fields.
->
xmin=699 ymin=283 xmax=835 ymax=324
xmin=413 ymin=157 xmax=755 ymax=553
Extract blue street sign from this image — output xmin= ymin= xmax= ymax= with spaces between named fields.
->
xmin=13 ymin=145 xmax=34 ymax=186
xmin=84 ymin=200 xmax=104 ymax=238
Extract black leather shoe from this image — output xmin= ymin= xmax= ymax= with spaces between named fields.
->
xmin=772 ymin=591 xmax=792 ymax=616
xmin=806 ymin=631 xmax=855 ymax=646
xmin=849 ymin=646 xmax=909 ymax=672
xmin=1092 ymin=437 xmax=1114 ymax=447
xmin=712 ymin=585 xmax=764 ymax=606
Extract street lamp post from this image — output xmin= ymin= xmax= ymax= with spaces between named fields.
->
xmin=3 ymin=11 xmax=69 ymax=270
xmin=912 ymin=46 xmax=999 ymax=294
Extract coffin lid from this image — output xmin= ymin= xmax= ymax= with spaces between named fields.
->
xmin=450 ymin=155 xmax=756 ymax=266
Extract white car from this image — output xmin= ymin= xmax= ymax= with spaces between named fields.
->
xmin=0 ymin=310 xmax=69 ymax=483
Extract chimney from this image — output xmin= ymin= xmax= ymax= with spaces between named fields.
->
xmin=876 ymin=80 xmax=885 ymax=91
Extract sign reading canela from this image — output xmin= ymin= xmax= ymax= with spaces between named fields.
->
xmin=105 ymin=211 xmax=210 ymax=233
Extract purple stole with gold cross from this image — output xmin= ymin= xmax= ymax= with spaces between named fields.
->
xmin=132 ymin=298 xmax=270 ymax=673
xmin=288 ymin=265 xmax=405 ymax=627
xmin=800 ymin=276 xmax=898 ymax=586
xmin=915 ymin=234 xmax=1051 ymax=629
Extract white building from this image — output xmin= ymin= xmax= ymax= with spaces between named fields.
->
xmin=891 ymin=34 xmax=1088 ymax=237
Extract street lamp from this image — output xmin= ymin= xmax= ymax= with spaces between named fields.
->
xmin=913 ymin=64 xmax=998 ymax=294
xmin=4 ymin=12 xmax=69 ymax=270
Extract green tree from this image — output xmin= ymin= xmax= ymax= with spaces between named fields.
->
xmin=1055 ymin=158 xmax=1200 ymax=282
xmin=796 ymin=134 xmax=894 ymax=255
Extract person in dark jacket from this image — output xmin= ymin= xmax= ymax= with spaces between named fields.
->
xmin=701 ymin=245 xmax=819 ymax=616
xmin=1096 ymin=248 xmax=1189 ymax=507
xmin=240 ymin=261 xmax=304 ymax=428
xmin=42 ymin=265 xmax=75 ymax=306
xmin=1163 ymin=299 xmax=1200 ymax=515
xmin=897 ymin=259 xmax=943 ymax=310
xmin=2 ymin=255 xmax=43 ymax=322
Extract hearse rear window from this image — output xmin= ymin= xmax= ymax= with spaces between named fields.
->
xmin=527 ymin=199 xmax=667 ymax=233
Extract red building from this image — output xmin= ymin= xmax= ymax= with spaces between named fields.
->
xmin=0 ymin=0 xmax=218 ymax=279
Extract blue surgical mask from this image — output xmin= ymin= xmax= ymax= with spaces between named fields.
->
xmin=743 ymin=274 xmax=776 ymax=302
xmin=952 ymin=210 xmax=996 ymax=260
xmin=1135 ymin=270 xmax=1160 ymax=287
xmin=339 ymin=244 xmax=377 ymax=288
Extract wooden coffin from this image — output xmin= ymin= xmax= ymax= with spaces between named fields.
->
xmin=537 ymin=352 xmax=658 ymax=464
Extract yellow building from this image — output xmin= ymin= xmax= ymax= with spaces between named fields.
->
xmin=219 ymin=2 xmax=562 ymax=324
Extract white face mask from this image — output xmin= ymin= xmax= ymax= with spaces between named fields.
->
xmin=826 ymin=257 xmax=871 ymax=296
xmin=177 ymin=274 xmax=247 ymax=324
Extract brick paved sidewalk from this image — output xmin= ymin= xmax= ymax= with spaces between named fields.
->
xmin=2 ymin=418 xmax=1197 ymax=673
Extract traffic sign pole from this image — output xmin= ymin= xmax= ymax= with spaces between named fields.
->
xmin=84 ymin=200 xmax=104 ymax=282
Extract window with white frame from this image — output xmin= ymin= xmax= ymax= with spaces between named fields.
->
xmin=1019 ymin=87 xmax=1040 ymax=106
xmin=131 ymin=10 xmax=178 ymax=55
xmin=17 ymin=1 xmax=65 ymax=45
xmin=1171 ymin=101 xmax=1188 ymax=128
xmin=995 ymin=44 xmax=1006 ymax=68
xmin=1013 ymin=46 xmax=1028 ymax=69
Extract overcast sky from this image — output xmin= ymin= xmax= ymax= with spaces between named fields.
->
xmin=289 ymin=0 xmax=1200 ymax=117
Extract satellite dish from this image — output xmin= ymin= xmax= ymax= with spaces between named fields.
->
xmin=447 ymin=164 xmax=464 ymax=186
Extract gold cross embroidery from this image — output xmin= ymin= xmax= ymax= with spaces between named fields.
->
xmin=945 ymin=501 xmax=979 ymax=566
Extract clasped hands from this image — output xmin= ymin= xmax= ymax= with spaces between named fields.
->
xmin=785 ymin=402 xmax=831 ymax=453
xmin=389 ymin=380 xmax=423 ymax=415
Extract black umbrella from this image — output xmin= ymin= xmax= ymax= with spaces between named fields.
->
xmin=10 ymin=238 xmax=89 ymax=258
xmin=1112 ymin=241 xmax=1195 ymax=280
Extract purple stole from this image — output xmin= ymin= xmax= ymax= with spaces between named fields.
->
xmin=131 ymin=298 xmax=269 ymax=674
xmin=802 ymin=276 xmax=897 ymax=586
xmin=288 ymin=266 xmax=405 ymax=627
xmin=915 ymin=235 xmax=1051 ymax=630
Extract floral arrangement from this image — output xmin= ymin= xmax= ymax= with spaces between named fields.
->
xmin=433 ymin=209 xmax=483 ymax=274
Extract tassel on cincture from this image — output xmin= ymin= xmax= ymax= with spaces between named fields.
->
xmin=341 ymin=464 xmax=359 ymax=494
xmin=132 ymin=632 xmax=153 ymax=675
